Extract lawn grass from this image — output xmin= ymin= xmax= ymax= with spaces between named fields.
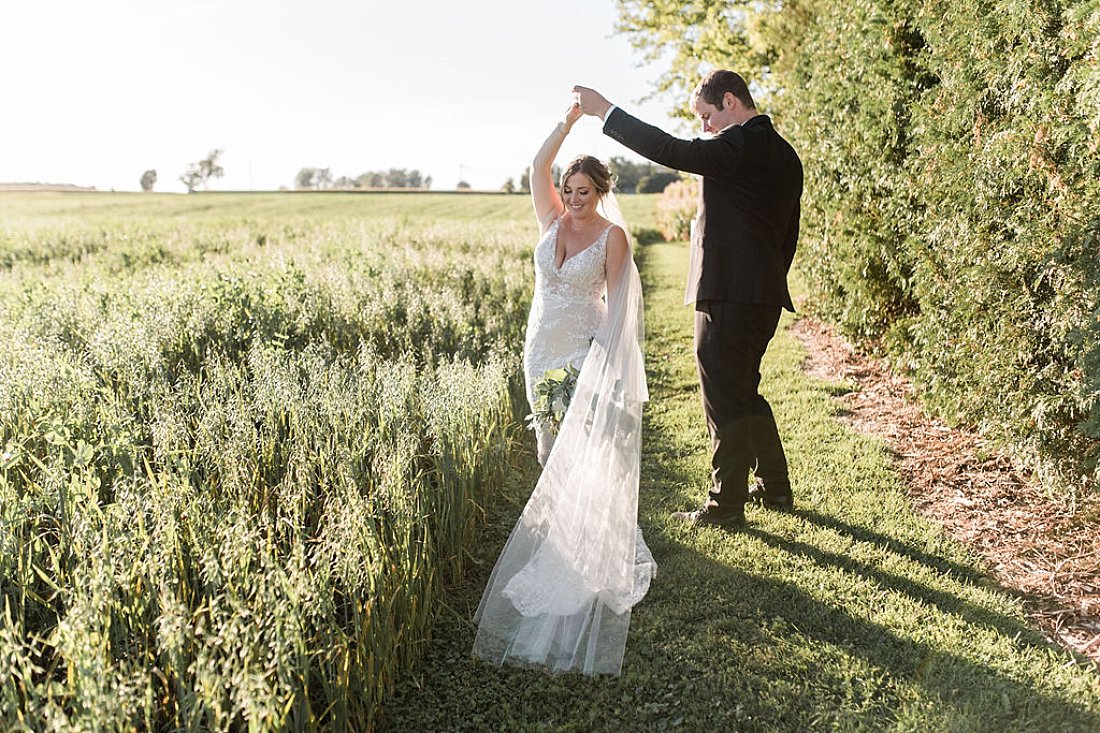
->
xmin=381 ymin=240 xmax=1100 ymax=732
xmin=0 ymin=190 xmax=659 ymax=229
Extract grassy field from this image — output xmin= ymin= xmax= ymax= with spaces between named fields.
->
xmin=381 ymin=239 xmax=1100 ymax=731
xmin=1 ymin=191 xmax=650 ymax=730
xmin=2 ymin=191 xmax=1097 ymax=731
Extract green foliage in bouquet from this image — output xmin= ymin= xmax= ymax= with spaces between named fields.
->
xmin=526 ymin=364 xmax=581 ymax=434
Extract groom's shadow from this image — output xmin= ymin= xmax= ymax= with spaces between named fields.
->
xmin=740 ymin=519 xmax=1042 ymax=656
xmin=793 ymin=506 xmax=990 ymax=587
xmin=634 ymin=401 xmax=1096 ymax=728
xmin=627 ymin=537 xmax=1099 ymax=729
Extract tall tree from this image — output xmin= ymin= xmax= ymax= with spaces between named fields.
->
xmin=636 ymin=171 xmax=681 ymax=193
xmin=385 ymin=168 xmax=409 ymax=188
xmin=181 ymin=149 xmax=225 ymax=192
xmin=295 ymin=168 xmax=317 ymax=190
xmin=139 ymin=169 xmax=157 ymax=192
xmin=197 ymin=149 xmax=224 ymax=187
xmin=358 ymin=172 xmax=384 ymax=188
xmin=179 ymin=168 xmax=202 ymax=193
xmin=615 ymin=0 xmax=756 ymax=115
xmin=605 ymin=156 xmax=678 ymax=193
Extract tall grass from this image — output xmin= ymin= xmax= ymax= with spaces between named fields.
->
xmin=0 ymin=193 xmax=537 ymax=730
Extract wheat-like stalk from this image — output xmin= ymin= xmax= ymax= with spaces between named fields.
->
xmin=0 ymin=202 xmax=532 ymax=730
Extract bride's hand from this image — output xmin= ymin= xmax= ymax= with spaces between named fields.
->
xmin=562 ymin=102 xmax=582 ymax=132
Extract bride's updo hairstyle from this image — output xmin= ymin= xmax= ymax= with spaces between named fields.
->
xmin=560 ymin=155 xmax=614 ymax=198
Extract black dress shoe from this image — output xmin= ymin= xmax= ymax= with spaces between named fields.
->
xmin=747 ymin=483 xmax=794 ymax=511
xmin=670 ymin=506 xmax=746 ymax=527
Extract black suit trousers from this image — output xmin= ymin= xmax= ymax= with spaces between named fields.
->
xmin=694 ymin=300 xmax=790 ymax=510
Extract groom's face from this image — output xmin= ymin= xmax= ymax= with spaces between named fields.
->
xmin=692 ymin=93 xmax=738 ymax=136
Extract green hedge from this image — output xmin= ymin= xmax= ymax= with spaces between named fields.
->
xmin=618 ymin=0 xmax=1100 ymax=493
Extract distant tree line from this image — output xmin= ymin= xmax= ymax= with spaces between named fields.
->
xmin=138 ymin=149 xmax=221 ymax=193
xmin=607 ymin=157 xmax=681 ymax=193
xmin=295 ymin=167 xmax=432 ymax=190
xmin=139 ymin=155 xmax=435 ymax=193
xmin=502 ymin=157 xmax=681 ymax=194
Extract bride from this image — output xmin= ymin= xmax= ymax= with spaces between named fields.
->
xmin=472 ymin=102 xmax=657 ymax=676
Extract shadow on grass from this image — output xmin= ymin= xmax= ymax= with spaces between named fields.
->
xmin=634 ymin=539 xmax=1100 ymax=730
xmin=794 ymin=507 xmax=989 ymax=587
xmin=742 ymin=522 xmax=1055 ymax=658
xmin=632 ymin=401 xmax=1099 ymax=730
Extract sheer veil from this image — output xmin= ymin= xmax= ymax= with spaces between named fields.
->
xmin=473 ymin=191 xmax=656 ymax=676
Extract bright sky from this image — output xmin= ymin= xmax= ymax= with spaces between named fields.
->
xmin=1 ymin=1 xmax=687 ymax=193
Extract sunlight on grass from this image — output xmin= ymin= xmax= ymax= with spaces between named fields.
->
xmin=383 ymin=237 xmax=1100 ymax=732
xmin=3 ymin=192 xmax=1093 ymax=731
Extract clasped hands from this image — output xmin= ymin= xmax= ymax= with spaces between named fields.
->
xmin=560 ymin=86 xmax=613 ymax=132
xmin=572 ymin=86 xmax=612 ymax=119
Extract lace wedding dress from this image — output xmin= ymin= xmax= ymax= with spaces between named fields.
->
xmin=473 ymin=208 xmax=657 ymax=676
xmin=523 ymin=216 xmax=611 ymax=465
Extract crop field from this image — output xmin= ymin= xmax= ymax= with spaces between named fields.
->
xmin=0 ymin=191 xmax=658 ymax=730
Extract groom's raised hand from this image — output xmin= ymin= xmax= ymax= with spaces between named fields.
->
xmin=572 ymin=86 xmax=612 ymax=119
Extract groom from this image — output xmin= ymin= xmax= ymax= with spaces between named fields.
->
xmin=575 ymin=70 xmax=802 ymax=527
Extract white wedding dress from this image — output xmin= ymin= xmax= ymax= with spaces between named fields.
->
xmin=473 ymin=208 xmax=657 ymax=676
xmin=523 ymin=216 xmax=610 ymax=465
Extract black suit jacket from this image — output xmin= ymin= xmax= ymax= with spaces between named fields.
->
xmin=604 ymin=109 xmax=802 ymax=311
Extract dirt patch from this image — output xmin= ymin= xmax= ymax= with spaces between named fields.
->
xmin=791 ymin=316 xmax=1100 ymax=666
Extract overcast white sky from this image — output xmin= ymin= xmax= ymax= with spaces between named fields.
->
xmin=1 ymin=1 xmax=689 ymax=192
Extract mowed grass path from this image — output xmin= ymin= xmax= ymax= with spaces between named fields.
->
xmin=382 ymin=240 xmax=1100 ymax=731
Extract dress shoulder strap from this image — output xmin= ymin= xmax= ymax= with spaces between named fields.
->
xmin=598 ymin=223 xmax=615 ymax=245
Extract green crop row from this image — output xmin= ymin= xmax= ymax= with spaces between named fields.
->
xmin=0 ymin=194 xmax=534 ymax=730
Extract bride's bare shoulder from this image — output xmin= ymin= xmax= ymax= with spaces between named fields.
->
xmin=606 ymin=225 xmax=630 ymax=256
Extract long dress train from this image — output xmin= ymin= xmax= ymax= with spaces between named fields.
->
xmin=473 ymin=209 xmax=656 ymax=676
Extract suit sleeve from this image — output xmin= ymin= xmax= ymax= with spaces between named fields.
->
xmin=603 ymin=107 xmax=743 ymax=179
xmin=782 ymin=200 xmax=799 ymax=272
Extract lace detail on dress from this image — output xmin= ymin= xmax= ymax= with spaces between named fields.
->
xmin=523 ymin=217 xmax=611 ymax=464
xmin=503 ymin=526 xmax=656 ymax=617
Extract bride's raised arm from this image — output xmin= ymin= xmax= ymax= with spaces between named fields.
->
xmin=531 ymin=103 xmax=583 ymax=234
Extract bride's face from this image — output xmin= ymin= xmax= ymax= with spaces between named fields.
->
xmin=562 ymin=173 xmax=599 ymax=218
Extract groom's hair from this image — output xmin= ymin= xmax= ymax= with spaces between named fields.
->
xmin=560 ymin=155 xmax=613 ymax=196
xmin=694 ymin=70 xmax=755 ymax=111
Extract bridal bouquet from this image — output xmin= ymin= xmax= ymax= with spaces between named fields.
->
xmin=526 ymin=364 xmax=580 ymax=434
